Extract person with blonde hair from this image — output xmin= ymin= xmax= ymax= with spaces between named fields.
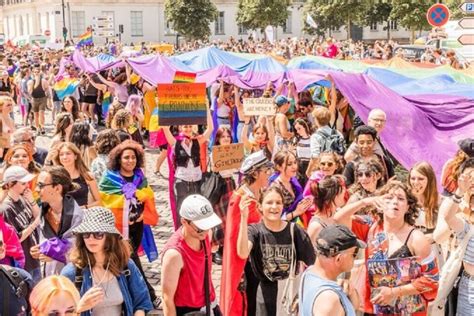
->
xmin=0 ymin=95 xmax=15 ymax=163
xmin=52 ymin=142 xmax=101 ymax=209
xmin=30 ymin=275 xmax=80 ymax=316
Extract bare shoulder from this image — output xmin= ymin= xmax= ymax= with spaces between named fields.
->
xmin=312 ymin=289 xmax=345 ymax=316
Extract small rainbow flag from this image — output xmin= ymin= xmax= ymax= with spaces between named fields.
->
xmin=53 ymin=77 xmax=80 ymax=100
xmin=173 ymin=71 xmax=196 ymax=83
xmin=76 ymin=30 xmax=93 ymax=48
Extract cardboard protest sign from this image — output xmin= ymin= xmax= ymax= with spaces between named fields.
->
xmin=212 ymin=143 xmax=245 ymax=172
xmin=243 ymin=98 xmax=276 ymax=116
xmin=157 ymin=83 xmax=207 ymax=126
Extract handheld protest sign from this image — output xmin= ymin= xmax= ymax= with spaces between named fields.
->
xmin=243 ymin=98 xmax=276 ymax=116
xmin=157 ymin=83 xmax=207 ymax=126
xmin=212 ymin=143 xmax=245 ymax=172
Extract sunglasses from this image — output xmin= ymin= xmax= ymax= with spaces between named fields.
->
xmin=186 ymin=220 xmax=206 ymax=234
xmin=81 ymin=232 xmax=105 ymax=240
xmin=356 ymin=171 xmax=373 ymax=178
xmin=320 ymin=162 xmax=334 ymax=167
xmin=37 ymin=182 xmax=54 ymax=189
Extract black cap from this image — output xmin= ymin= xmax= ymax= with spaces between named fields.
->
xmin=316 ymin=224 xmax=366 ymax=257
xmin=458 ymin=138 xmax=474 ymax=158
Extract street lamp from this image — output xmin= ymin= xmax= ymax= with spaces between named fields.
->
xmin=61 ymin=0 xmax=67 ymax=43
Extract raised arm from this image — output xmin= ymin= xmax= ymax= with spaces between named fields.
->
xmin=200 ymin=102 xmax=214 ymax=142
xmin=86 ymin=73 xmax=107 ymax=92
xmin=162 ymin=126 xmax=177 ymax=147
xmin=96 ymin=72 xmax=116 ymax=89
xmin=236 ymin=195 xmax=254 ymax=259
xmin=333 ymin=196 xmax=383 ymax=229
xmin=440 ymin=174 xmax=471 ymax=234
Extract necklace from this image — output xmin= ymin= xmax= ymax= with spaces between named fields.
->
xmin=386 ymin=223 xmax=406 ymax=241
xmin=88 ymin=254 xmax=111 ymax=297
xmin=48 ymin=208 xmax=61 ymax=225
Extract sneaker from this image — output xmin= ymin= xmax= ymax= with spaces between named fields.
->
xmin=41 ymin=128 xmax=46 ymax=135
xmin=212 ymin=251 xmax=223 ymax=265
xmin=152 ymin=297 xmax=162 ymax=309
xmin=31 ymin=126 xmax=37 ymax=131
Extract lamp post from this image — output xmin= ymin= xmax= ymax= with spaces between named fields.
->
xmin=61 ymin=0 xmax=67 ymax=43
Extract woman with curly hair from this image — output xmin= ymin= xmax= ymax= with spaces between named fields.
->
xmin=90 ymin=129 xmax=121 ymax=183
xmin=69 ymin=121 xmax=98 ymax=169
xmin=335 ymin=181 xmax=439 ymax=315
xmin=112 ymin=108 xmax=143 ymax=146
xmin=98 ymin=140 xmax=160 ymax=308
xmin=52 ymin=142 xmax=101 ymax=209
xmin=106 ymin=99 xmax=124 ymax=129
xmin=346 ymin=159 xmax=385 ymax=212
xmin=61 ymin=207 xmax=152 ymax=315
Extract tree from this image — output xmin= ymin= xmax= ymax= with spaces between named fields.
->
xmin=390 ymin=0 xmax=436 ymax=43
xmin=164 ymin=0 xmax=217 ymax=40
xmin=304 ymin=0 xmax=368 ymax=40
xmin=364 ymin=1 xmax=393 ymax=39
xmin=236 ymin=0 xmax=291 ymax=32
xmin=446 ymin=0 xmax=465 ymax=20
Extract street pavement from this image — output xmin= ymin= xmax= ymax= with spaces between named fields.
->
xmin=29 ymin=111 xmax=222 ymax=314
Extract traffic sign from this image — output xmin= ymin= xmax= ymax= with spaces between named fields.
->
xmin=44 ymin=29 xmax=51 ymax=36
xmin=92 ymin=15 xmax=114 ymax=38
xmin=93 ymin=30 xmax=115 ymax=37
xmin=458 ymin=34 xmax=474 ymax=45
xmin=427 ymin=4 xmax=450 ymax=27
xmin=459 ymin=17 xmax=474 ymax=29
xmin=459 ymin=2 xmax=474 ymax=13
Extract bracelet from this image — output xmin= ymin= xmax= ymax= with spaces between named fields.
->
xmin=451 ymin=195 xmax=462 ymax=204
xmin=453 ymin=193 xmax=463 ymax=200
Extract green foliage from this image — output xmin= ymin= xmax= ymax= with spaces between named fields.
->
xmin=236 ymin=0 xmax=291 ymax=31
xmin=304 ymin=0 xmax=368 ymax=36
xmin=164 ymin=0 xmax=218 ymax=40
xmin=365 ymin=1 xmax=392 ymax=26
xmin=389 ymin=0 xmax=436 ymax=32
xmin=446 ymin=0 xmax=465 ymax=20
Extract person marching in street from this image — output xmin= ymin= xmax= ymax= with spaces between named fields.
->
xmin=161 ymin=194 xmax=223 ymax=316
xmin=27 ymin=64 xmax=49 ymax=135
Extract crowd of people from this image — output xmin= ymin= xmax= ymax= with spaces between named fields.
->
xmin=0 ymin=39 xmax=473 ymax=316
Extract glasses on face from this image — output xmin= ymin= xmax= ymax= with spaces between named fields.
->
xmin=370 ymin=118 xmax=386 ymax=124
xmin=82 ymin=232 xmax=105 ymax=240
xmin=357 ymin=171 xmax=373 ymax=178
xmin=320 ymin=162 xmax=334 ymax=167
xmin=37 ymin=182 xmax=54 ymax=189
xmin=186 ymin=220 xmax=206 ymax=234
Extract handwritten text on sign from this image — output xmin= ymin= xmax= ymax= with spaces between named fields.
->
xmin=157 ymin=83 xmax=207 ymax=126
xmin=243 ymin=98 xmax=276 ymax=116
xmin=212 ymin=143 xmax=245 ymax=172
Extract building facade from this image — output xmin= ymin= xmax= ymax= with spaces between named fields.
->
xmin=0 ymin=0 xmax=412 ymax=45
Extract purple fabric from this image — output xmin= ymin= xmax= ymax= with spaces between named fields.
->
xmin=39 ymin=237 xmax=70 ymax=264
xmin=72 ymin=49 xmax=122 ymax=73
xmin=126 ymin=55 xmax=178 ymax=86
xmin=196 ymin=65 xmax=239 ymax=87
xmin=329 ymin=71 xmax=474 ymax=179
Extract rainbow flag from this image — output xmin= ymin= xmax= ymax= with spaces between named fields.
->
xmin=102 ymin=91 xmax=112 ymax=119
xmin=173 ymin=71 xmax=196 ymax=83
xmin=99 ymin=169 xmax=158 ymax=238
xmin=53 ymin=77 xmax=80 ymax=100
xmin=76 ymin=30 xmax=93 ymax=48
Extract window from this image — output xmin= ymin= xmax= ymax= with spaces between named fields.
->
xmin=71 ymin=11 xmax=85 ymax=37
xmin=165 ymin=19 xmax=176 ymax=35
xmin=390 ymin=20 xmax=398 ymax=30
xmin=215 ymin=11 xmax=224 ymax=35
xmin=19 ymin=15 xmax=24 ymax=35
xmin=46 ymin=12 xmax=50 ymax=30
xmin=238 ymin=24 xmax=247 ymax=35
xmin=130 ymin=11 xmax=143 ymax=37
xmin=38 ymin=13 xmax=41 ymax=32
xmin=283 ymin=11 xmax=292 ymax=34
xmin=370 ymin=22 xmax=378 ymax=31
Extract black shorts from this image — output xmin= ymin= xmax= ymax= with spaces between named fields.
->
xmin=159 ymin=144 xmax=168 ymax=151
xmin=83 ymin=95 xmax=97 ymax=104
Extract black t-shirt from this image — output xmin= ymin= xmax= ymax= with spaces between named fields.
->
xmin=33 ymin=147 xmax=48 ymax=166
xmin=247 ymin=222 xmax=315 ymax=282
xmin=0 ymin=197 xmax=40 ymax=272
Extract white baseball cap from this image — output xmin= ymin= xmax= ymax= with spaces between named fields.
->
xmin=179 ymin=195 xmax=222 ymax=231
xmin=1 ymin=166 xmax=35 ymax=186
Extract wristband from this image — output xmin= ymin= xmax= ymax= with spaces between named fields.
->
xmin=451 ymin=195 xmax=462 ymax=204
xmin=453 ymin=193 xmax=463 ymax=200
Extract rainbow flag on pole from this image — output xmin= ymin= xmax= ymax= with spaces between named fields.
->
xmin=76 ymin=30 xmax=93 ymax=48
xmin=173 ymin=71 xmax=196 ymax=83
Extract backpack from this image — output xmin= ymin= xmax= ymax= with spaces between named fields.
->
xmin=0 ymin=265 xmax=32 ymax=316
xmin=316 ymin=128 xmax=345 ymax=156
